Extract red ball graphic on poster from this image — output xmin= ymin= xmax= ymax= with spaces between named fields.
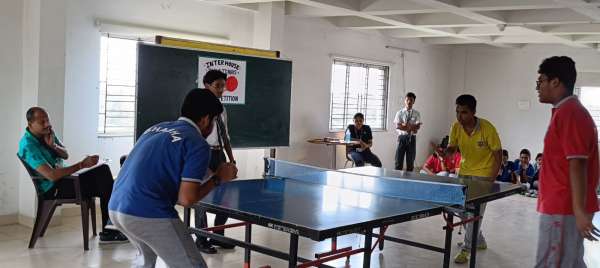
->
xmin=226 ymin=76 xmax=238 ymax=92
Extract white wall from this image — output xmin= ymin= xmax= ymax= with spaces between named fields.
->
xmin=60 ymin=0 xmax=255 ymax=175
xmin=3 ymin=0 xmax=256 ymax=222
xmin=0 ymin=0 xmax=24 ymax=219
xmin=449 ymin=45 xmax=600 ymax=160
xmin=277 ymin=17 xmax=453 ymax=169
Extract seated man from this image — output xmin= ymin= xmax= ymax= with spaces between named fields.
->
xmin=109 ymin=89 xmax=238 ymax=268
xmin=533 ymin=153 xmax=542 ymax=174
xmin=421 ymin=148 xmax=448 ymax=176
xmin=17 ymin=107 xmax=127 ymax=243
xmin=525 ymin=154 xmax=542 ymax=197
xmin=530 ymin=153 xmax=542 ymax=190
xmin=421 ymin=147 xmax=461 ymax=177
xmin=496 ymin=149 xmax=514 ymax=183
xmin=512 ymin=149 xmax=535 ymax=185
xmin=446 ymin=150 xmax=461 ymax=177
xmin=346 ymin=113 xmax=382 ymax=167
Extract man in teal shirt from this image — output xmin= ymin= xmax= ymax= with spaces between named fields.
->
xmin=18 ymin=107 xmax=127 ymax=243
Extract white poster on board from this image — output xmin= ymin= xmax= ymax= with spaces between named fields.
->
xmin=198 ymin=57 xmax=246 ymax=104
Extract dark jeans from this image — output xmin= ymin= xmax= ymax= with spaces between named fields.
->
xmin=43 ymin=164 xmax=114 ymax=232
xmin=395 ymin=134 xmax=416 ymax=171
xmin=349 ymin=150 xmax=382 ymax=167
xmin=194 ymin=149 xmax=229 ymax=244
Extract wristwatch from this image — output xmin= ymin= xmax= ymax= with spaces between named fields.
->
xmin=211 ymin=175 xmax=222 ymax=187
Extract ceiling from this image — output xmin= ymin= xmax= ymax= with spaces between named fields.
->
xmin=198 ymin=0 xmax=600 ymax=50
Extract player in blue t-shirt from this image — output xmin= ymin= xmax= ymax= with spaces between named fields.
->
xmin=496 ymin=149 xmax=514 ymax=183
xmin=512 ymin=148 xmax=535 ymax=184
xmin=109 ymin=89 xmax=238 ymax=268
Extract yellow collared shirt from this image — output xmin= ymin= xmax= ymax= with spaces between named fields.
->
xmin=449 ymin=118 xmax=501 ymax=177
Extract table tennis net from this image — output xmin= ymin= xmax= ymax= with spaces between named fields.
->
xmin=265 ymin=158 xmax=467 ymax=206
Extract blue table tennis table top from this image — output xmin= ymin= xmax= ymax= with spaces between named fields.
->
xmin=197 ymin=162 xmax=523 ymax=241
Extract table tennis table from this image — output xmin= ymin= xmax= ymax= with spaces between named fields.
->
xmin=187 ymin=159 xmax=523 ymax=268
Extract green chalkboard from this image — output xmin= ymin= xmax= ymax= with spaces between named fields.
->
xmin=135 ymin=43 xmax=292 ymax=148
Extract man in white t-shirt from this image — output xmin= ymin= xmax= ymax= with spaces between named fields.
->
xmin=195 ymin=70 xmax=238 ymax=253
xmin=393 ymin=92 xmax=421 ymax=171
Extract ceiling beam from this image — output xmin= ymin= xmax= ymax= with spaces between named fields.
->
xmin=458 ymin=0 xmax=600 ymax=11
xmin=290 ymin=0 xmax=516 ymax=47
xmin=543 ymin=23 xmax=600 ymax=35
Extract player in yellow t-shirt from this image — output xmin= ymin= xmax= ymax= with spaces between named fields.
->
xmin=445 ymin=94 xmax=502 ymax=264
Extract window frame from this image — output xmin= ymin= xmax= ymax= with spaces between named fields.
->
xmin=328 ymin=57 xmax=390 ymax=133
xmin=97 ymin=34 xmax=143 ymax=137
xmin=575 ymin=86 xmax=600 ymax=144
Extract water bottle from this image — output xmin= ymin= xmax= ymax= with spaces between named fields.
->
xmin=344 ymin=128 xmax=351 ymax=142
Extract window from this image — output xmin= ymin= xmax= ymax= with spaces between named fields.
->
xmin=98 ymin=35 xmax=138 ymax=135
xmin=329 ymin=59 xmax=389 ymax=131
xmin=577 ymin=87 xmax=600 ymax=141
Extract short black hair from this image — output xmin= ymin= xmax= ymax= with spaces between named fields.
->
xmin=536 ymin=153 xmax=543 ymax=160
xmin=520 ymin=149 xmax=531 ymax=157
xmin=538 ymin=56 xmax=577 ymax=94
xmin=353 ymin=113 xmax=364 ymax=120
xmin=180 ymin=89 xmax=223 ymax=122
xmin=455 ymin=94 xmax=477 ymax=112
xmin=406 ymin=92 xmax=416 ymax=99
xmin=502 ymin=149 xmax=508 ymax=157
xmin=26 ymin=107 xmax=46 ymax=123
xmin=202 ymin=70 xmax=227 ymax=85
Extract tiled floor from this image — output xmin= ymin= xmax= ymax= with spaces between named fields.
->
xmin=0 ymin=195 xmax=598 ymax=268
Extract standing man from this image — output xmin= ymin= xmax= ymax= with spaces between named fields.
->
xmin=195 ymin=70 xmax=237 ymax=253
xmin=394 ymin=92 xmax=421 ymax=171
xmin=535 ymin=56 xmax=599 ymax=267
xmin=445 ymin=94 xmax=502 ymax=264
xmin=109 ymin=89 xmax=238 ymax=268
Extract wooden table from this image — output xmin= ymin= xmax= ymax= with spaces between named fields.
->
xmin=307 ymin=138 xmax=360 ymax=169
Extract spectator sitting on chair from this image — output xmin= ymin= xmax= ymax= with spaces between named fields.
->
xmin=512 ymin=149 xmax=535 ymax=185
xmin=525 ymin=154 xmax=542 ymax=197
xmin=346 ymin=113 xmax=382 ymax=167
xmin=496 ymin=149 xmax=514 ymax=183
xmin=447 ymin=149 xmax=461 ymax=177
xmin=421 ymin=147 xmax=461 ymax=177
xmin=420 ymin=147 xmax=449 ymax=176
xmin=17 ymin=107 xmax=127 ymax=243
xmin=533 ymin=153 xmax=542 ymax=174
xmin=530 ymin=153 xmax=542 ymax=190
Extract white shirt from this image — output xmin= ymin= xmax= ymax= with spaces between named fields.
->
xmin=205 ymin=109 xmax=230 ymax=147
xmin=393 ymin=107 xmax=421 ymax=136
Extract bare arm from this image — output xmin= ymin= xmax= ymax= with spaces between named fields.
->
xmin=44 ymin=132 xmax=68 ymax=159
xmin=569 ymin=158 xmax=599 ymax=241
xmin=569 ymin=158 xmax=588 ymax=215
xmin=51 ymin=144 xmax=69 ymax=159
xmin=490 ymin=150 xmax=502 ymax=179
xmin=223 ymin=139 xmax=235 ymax=163
xmin=35 ymin=155 xmax=98 ymax=181
xmin=422 ymin=165 xmax=435 ymax=176
xmin=178 ymin=180 xmax=216 ymax=207
xmin=396 ymin=123 xmax=410 ymax=131
xmin=177 ymin=163 xmax=238 ymax=207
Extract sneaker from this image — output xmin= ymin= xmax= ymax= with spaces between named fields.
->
xmin=454 ymin=249 xmax=469 ymax=264
xmin=196 ymin=241 xmax=217 ymax=254
xmin=210 ymin=239 xmax=235 ymax=249
xmin=104 ymin=219 xmax=118 ymax=231
xmin=99 ymin=230 xmax=129 ymax=244
xmin=477 ymin=241 xmax=487 ymax=250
